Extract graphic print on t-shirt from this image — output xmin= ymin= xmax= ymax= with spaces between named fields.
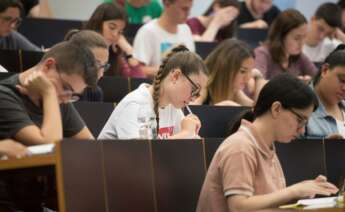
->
xmin=158 ymin=126 xmax=174 ymax=139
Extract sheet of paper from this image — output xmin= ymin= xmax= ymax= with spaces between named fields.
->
xmin=27 ymin=144 xmax=55 ymax=155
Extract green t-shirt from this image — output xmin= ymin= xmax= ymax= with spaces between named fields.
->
xmin=103 ymin=0 xmax=163 ymax=24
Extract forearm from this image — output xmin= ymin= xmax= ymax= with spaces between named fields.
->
xmin=200 ymin=21 xmax=221 ymax=42
xmin=142 ymin=65 xmax=159 ymax=78
xmin=41 ymin=90 xmax=63 ymax=142
xmin=117 ymin=35 xmax=133 ymax=55
xmin=228 ymin=188 xmax=296 ymax=212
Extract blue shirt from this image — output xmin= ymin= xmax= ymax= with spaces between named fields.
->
xmin=304 ymin=85 xmax=345 ymax=139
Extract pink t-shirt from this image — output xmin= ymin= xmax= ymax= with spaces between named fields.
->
xmin=197 ymin=120 xmax=286 ymax=212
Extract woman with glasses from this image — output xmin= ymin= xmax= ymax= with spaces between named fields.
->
xmin=0 ymin=0 xmax=40 ymax=51
xmin=98 ymin=45 xmax=208 ymax=139
xmin=304 ymin=45 xmax=345 ymax=139
xmin=193 ymin=38 xmax=258 ymax=106
xmin=85 ymin=2 xmax=145 ymax=78
xmin=197 ymin=73 xmax=338 ymax=212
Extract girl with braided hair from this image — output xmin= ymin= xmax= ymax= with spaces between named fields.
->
xmin=98 ymin=45 xmax=208 ymax=139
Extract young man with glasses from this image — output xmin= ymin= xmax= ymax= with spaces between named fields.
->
xmin=0 ymin=41 xmax=98 ymax=145
xmin=0 ymin=0 xmax=40 ymax=51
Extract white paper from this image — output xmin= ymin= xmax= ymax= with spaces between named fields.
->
xmin=27 ymin=144 xmax=55 ymax=155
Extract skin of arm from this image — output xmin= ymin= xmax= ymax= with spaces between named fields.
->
xmin=15 ymin=71 xmax=63 ymax=145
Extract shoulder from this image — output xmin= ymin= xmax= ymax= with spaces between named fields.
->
xmin=255 ymin=46 xmax=270 ymax=56
xmin=138 ymin=20 xmax=159 ymax=33
xmin=218 ymin=131 xmax=256 ymax=159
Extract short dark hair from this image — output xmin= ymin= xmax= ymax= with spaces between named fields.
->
xmin=314 ymin=44 xmax=345 ymax=85
xmin=267 ymin=9 xmax=307 ymax=65
xmin=41 ymin=41 xmax=98 ymax=87
xmin=65 ymin=29 xmax=108 ymax=50
xmin=0 ymin=0 xmax=22 ymax=13
xmin=314 ymin=2 xmax=341 ymax=28
xmin=84 ymin=2 xmax=127 ymax=33
xmin=338 ymin=0 xmax=345 ymax=9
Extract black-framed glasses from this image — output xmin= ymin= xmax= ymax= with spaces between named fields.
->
xmin=0 ymin=15 xmax=22 ymax=28
xmin=58 ymin=73 xmax=82 ymax=103
xmin=182 ymin=72 xmax=201 ymax=98
xmin=288 ymin=108 xmax=308 ymax=129
xmin=97 ymin=62 xmax=111 ymax=72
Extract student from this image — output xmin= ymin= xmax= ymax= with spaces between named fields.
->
xmin=0 ymin=139 xmax=29 ymax=159
xmin=193 ymin=38 xmax=256 ymax=106
xmin=303 ymin=3 xmax=345 ymax=63
xmin=132 ymin=0 xmax=195 ymax=77
xmin=0 ymin=0 xmax=40 ymax=51
xmin=85 ymin=2 xmax=145 ymax=78
xmin=186 ymin=0 xmax=239 ymax=42
xmin=105 ymin=0 xmax=163 ymax=24
xmin=237 ymin=0 xmax=280 ymax=29
xmin=305 ymin=45 xmax=345 ymax=139
xmin=65 ymin=29 xmax=109 ymax=102
xmin=197 ymin=73 xmax=338 ymax=212
xmin=98 ymin=46 xmax=208 ymax=139
xmin=0 ymin=41 xmax=98 ymax=145
xmin=255 ymin=9 xmax=317 ymax=81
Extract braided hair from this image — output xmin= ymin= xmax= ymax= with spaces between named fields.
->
xmin=152 ymin=45 xmax=208 ymax=135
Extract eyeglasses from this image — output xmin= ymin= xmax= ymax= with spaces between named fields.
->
xmin=182 ymin=72 xmax=201 ymax=98
xmin=0 ymin=15 xmax=22 ymax=28
xmin=288 ymin=108 xmax=308 ymax=129
xmin=58 ymin=73 xmax=82 ymax=103
xmin=97 ymin=62 xmax=111 ymax=72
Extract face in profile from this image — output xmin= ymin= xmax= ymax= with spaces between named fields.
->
xmin=320 ymin=66 xmax=345 ymax=104
xmin=166 ymin=0 xmax=193 ymax=24
xmin=102 ymin=19 xmax=126 ymax=45
xmin=284 ymin=23 xmax=307 ymax=56
xmin=309 ymin=18 xmax=335 ymax=45
xmin=0 ymin=7 xmax=21 ymax=37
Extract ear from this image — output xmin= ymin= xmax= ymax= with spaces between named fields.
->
xmin=321 ymin=63 xmax=330 ymax=77
xmin=41 ymin=57 xmax=57 ymax=74
xmin=270 ymin=101 xmax=282 ymax=119
xmin=169 ymin=68 xmax=182 ymax=84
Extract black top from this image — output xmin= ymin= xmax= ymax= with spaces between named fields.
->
xmin=237 ymin=1 xmax=280 ymax=26
xmin=0 ymin=74 xmax=85 ymax=139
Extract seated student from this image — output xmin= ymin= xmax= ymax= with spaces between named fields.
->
xmin=237 ymin=0 xmax=280 ymax=29
xmin=255 ymin=9 xmax=317 ymax=82
xmin=0 ymin=41 xmax=98 ymax=145
xmin=303 ymin=3 xmax=345 ymax=63
xmin=132 ymin=0 xmax=195 ymax=77
xmin=0 ymin=139 xmax=28 ymax=159
xmin=65 ymin=29 xmax=109 ymax=102
xmin=305 ymin=45 xmax=345 ymax=139
xmin=105 ymin=0 xmax=163 ymax=24
xmin=98 ymin=46 xmax=208 ymax=139
xmin=85 ymin=2 xmax=145 ymax=78
xmin=197 ymin=73 xmax=338 ymax=212
xmin=0 ymin=0 xmax=40 ymax=51
xmin=186 ymin=0 xmax=239 ymax=42
xmin=193 ymin=38 xmax=257 ymax=106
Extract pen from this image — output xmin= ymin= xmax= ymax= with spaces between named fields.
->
xmin=185 ymin=105 xmax=193 ymax=115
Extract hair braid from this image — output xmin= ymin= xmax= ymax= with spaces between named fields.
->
xmin=152 ymin=45 xmax=189 ymax=136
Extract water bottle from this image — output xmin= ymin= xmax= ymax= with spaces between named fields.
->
xmin=137 ymin=107 xmax=156 ymax=139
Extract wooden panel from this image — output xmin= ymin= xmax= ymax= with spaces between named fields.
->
xmin=276 ymin=140 xmax=326 ymax=186
xmin=152 ymin=140 xmax=206 ymax=212
xmin=204 ymin=138 xmax=223 ymax=168
xmin=0 ymin=49 xmax=20 ymax=72
xmin=59 ymin=140 xmax=106 ymax=212
xmin=102 ymin=140 xmax=156 ymax=212
xmin=98 ymin=76 xmax=130 ymax=103
xmin=324 ymin=140 xmax=345 ymax=187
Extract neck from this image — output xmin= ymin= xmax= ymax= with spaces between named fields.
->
xmin=245 ymin=0 xmax=261 ymax=18
xmin=158 ymin=12 xmax=178 ymax=34
xmin=252 ymin=115 xmax=275 ymax=148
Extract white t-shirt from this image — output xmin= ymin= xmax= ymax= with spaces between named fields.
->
xmin=303 ymin=38 xmax=341 ymax=63
xmin=133 ymin=19 xmax=195 ymax=66
xmin=98 ymin=83 xmax=184 ymax=140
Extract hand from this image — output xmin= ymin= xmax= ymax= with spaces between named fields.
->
xmin=326 ymin=133 xmax=344 ymax=140
xmin=181 ymin=114 xmax=201 ymax=136
xmin=334 ymin=28 xmax=345 ymax=43
xmin=297 ymin=75 xmax=312 ymax=84
xmin=212 ymin=6 xmax=239 ymax=28
xmin=17 ymin=71 xmax=55 ymax=98
xmin=289 ymin=176 xmax=338 ymax=199
xmin=0 ymin=139 xmax=30 ymax=159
